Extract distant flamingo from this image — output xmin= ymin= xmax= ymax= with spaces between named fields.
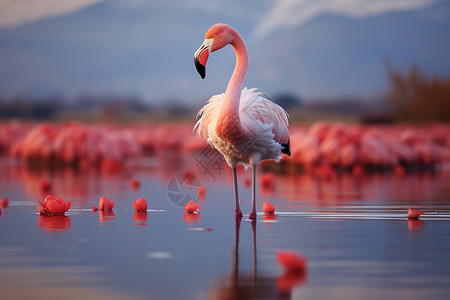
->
xmin=194 ymin=24 xmax=290 ymax=219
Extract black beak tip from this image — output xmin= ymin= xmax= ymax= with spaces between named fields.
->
xmin=194 ymin=58 xmax=206 ymax=79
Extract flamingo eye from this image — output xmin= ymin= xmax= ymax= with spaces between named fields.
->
xmin=213 ymin=35 xmax=217 ymax=39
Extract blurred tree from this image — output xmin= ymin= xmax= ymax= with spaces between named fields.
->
xmin=386 ymin=61 xmax=450 ymax=122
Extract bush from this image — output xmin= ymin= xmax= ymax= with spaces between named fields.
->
xmin=386 ymin=62 xmax=450 ymax=122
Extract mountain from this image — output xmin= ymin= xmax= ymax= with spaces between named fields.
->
xmin=249 ymin=1 xmax=450 ymax=99
xmin=0 ymin=0 xmax=449 ymax=103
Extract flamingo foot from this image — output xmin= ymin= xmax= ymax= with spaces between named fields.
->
xmin=235 ymin=209 xmax=243 ymax=219
xmin=248 ymin=210 xmax=257 ymax=220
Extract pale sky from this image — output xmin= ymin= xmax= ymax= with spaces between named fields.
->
xmin=0 ymin=0 xmax=445 ymax=100
xmin=0 ymin=0 xmax=439 ymax=38
xmin=0 ymin=0 xmax=105 ymax=28
xmin=252 ymin=0 xmax=438 ymax=40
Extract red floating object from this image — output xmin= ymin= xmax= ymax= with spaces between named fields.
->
xmin=263 ymin=202 xmax=277 ymax=214
xmin=37 ymin=195 xmax=71 ymax=216
xmin=408 ymin=208 xmax=424 ymax=220
xmin=133 ymin=198 xmax=148 ymax=212
xmin=184 ymin=200 xmax=200 ymax=214
xmin=99 ymin=196 xmax=115 ymax=211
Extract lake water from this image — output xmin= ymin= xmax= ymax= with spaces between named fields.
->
xmin=1 ymin=155 xmax=450 ymax=300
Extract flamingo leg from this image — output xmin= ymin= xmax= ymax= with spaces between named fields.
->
xmin=249 ymin=164 xmax=257 ymax=220
xmin=232 ymin=166 xmax=243 ymax=219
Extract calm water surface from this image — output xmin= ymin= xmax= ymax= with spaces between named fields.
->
xmin=1 ymin=156 xmax=450 ymax=299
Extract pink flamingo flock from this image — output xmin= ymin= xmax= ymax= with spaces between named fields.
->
xmin=1 ymin=121 xmax=448 ymax=174
xmin=289 ymin=122 xmax=450 ymax=169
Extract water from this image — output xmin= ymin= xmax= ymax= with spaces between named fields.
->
xmin=1 ymin=156 xmax=450 ymax=299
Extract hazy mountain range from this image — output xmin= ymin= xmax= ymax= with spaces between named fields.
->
xmin=0 ymin=0 xmax=449 ymax=104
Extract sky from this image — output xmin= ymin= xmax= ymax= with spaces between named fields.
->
xmin=0 ymin=0 xmax=438 ymax=38
xmin=0 ymin=0 xmax=448 ymax=103
xmin=0 ymin=0 xmax=104 ymax=28
xmin=251 ymin=0 xmax=437 ymax=40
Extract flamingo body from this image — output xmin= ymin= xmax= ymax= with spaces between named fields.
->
xmin=194 ymin=24 xmax=290 ymax=219
xmin=195 ymin=87 xmax=290 ymax=167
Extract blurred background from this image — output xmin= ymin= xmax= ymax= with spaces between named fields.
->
xmin=0 ymin=0 xmax=449 ymax=173
xmin=1 ymin=3 xmax=450 ymax=299
xmin=0 ymin=0 xmax=449 ymax=123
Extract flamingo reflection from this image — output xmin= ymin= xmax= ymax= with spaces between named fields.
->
xmin=37 ymin=215 xmax=71 ymax=234
xmin=210 ymin=219 xmax=305 ymax=299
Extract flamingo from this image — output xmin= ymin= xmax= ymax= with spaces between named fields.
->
xmin=193 ymin=24 xmax=290 ymax=219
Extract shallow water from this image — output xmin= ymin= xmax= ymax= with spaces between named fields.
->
xmin=1 ymin=156 xmax=450 ymax=299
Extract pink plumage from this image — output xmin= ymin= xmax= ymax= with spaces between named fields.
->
xmin=194 ymin=24 xmax=290 ymax=220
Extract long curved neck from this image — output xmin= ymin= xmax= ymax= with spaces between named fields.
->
xmin=216 ymin=30 xmax=248 ymax=142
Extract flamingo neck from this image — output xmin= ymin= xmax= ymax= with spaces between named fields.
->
xmin=216 ymin=31 xmax=248 ymax=142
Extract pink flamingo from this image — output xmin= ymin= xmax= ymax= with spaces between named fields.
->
xmin=194 ymin=24 xmax=290 ymax=219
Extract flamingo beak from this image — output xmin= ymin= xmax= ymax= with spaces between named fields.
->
xmin=194 ymin=38 xmax=214 ymax=79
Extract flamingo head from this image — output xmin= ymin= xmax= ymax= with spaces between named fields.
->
xmin=194 ymin=24 xmax=234 ymax=79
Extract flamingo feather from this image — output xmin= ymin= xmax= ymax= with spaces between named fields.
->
xmin=193 ymin=24 xmax=290 ymax=219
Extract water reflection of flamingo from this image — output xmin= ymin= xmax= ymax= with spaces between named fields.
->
xmin=194 ymin=24 xmax=290 ymax=219
xmin=210 ymin=218 xmax=268 ymax=299
xmin=210 ymin=218 xmax=305 ymax=299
